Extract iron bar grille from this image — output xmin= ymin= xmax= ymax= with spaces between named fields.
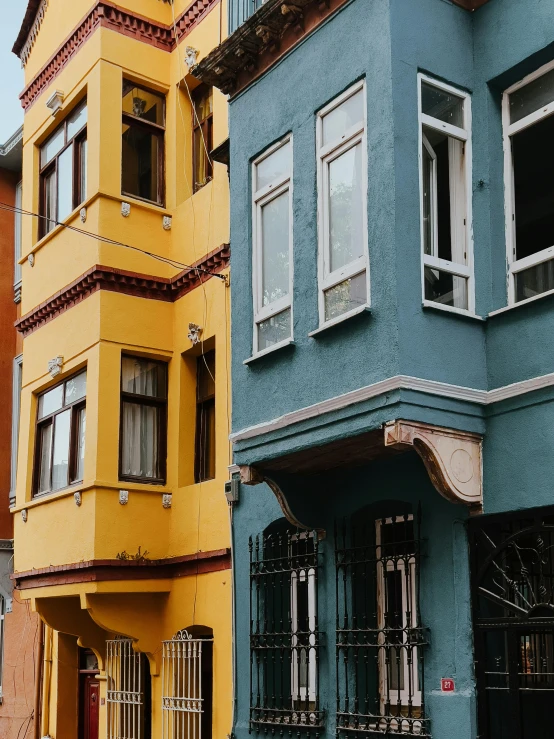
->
xmin=249 ymin=527 xmax=323 ymax=735
xmin=469 ymin=508 xmax=554 ymax=739
xmin=106 ymin=638 xmax=145 ymax=739
xmin=335 ymin=514 xmax=429 ymax=737
xmin=162 ymin=631 xmax=213 ymax=739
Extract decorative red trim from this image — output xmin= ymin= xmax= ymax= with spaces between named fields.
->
xmin=18 ymin=0 xmax=221 ymax=111
xmin=451 ymin=0 xmax=491 ymax=8
xmin=13 ymin=548 xmax=231 ymax=590
xmin=15 ymin=243 xmax=230 ymax=337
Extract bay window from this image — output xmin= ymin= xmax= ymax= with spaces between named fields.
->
xmin=504 ymin=61 xmax=554 ymax=303
xmin=418 ymin=75 xmax=473 ymax=313
xmin=34 ymin=370 xmax=87 ymax=496
xmin=120 ymin=356 xmax=167 ymax=484
xmin=192 ymin=85 xmax=213 ymax=192
xmin=316 ymin=81 xmax=369 ymax=326
xmin=252 ymin=137 xmax=293 ymax=355
xmin=39 ymin=100 xmax=87 ymax=237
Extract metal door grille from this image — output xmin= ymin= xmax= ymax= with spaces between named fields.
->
xmin=162 ymin=630 xmax=212 ymax=739
xmin=106 ymin=637 xmax=145 ymax=739
xmin=469 ymin=508 xmax=554 ymax=739
xmin=249 ymin=526 xmax=323 ymax=735
xmin=335 ymin=513 xmax=429 ymax=737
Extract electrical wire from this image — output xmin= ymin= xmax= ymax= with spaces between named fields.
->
xmin=0 ymin=202 xmax=227 ymax=281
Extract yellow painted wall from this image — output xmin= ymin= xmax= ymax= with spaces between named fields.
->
xmin=15 ymin=0 xmax=232 ymax=737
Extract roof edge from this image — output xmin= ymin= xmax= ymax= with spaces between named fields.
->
xmin=12 ymin=0 xmax=43 ymax=58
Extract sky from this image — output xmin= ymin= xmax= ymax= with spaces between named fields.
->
xmin=0 ymin=2 xmax=27 ymax=143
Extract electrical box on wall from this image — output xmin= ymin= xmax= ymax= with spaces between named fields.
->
xmin=224 ymin=479 xmax=239 ymax=504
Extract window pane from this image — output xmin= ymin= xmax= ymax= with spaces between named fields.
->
xmin=122 ymin=83 xmax=165 ymax=126
xmin=195 ymin=398 xmax=215 ymax=483
xmin=510 ymin=67 xmax=554 ymax=124
xmin=121 ymin=357 xmax=167 ymax=398
xmin=74 ymin=407 xmax=86 ymax=482
xmin=38 ymin=423 xmax=53 ymax=493
xmin=513 ymin=114 xmax=554 ymax=260
xmin=329 ymin=143 xmax=364 ymax=272
xmin=44 ymin=170 xmax=57 ymax=234
xmin=256 ymin=143 xmax=290 ymax=191
xmin=322 ymin=89 xmax=364 ymax=146
xmin=324 ymin=272 xmax=366 ymax=322
xmin=51 ymin=409 xmax=71 ymax=491
xmin=194 ymin=123 xmax=212 ymax=190
xmin=57 ymin=144 xmax=73 ymax=222
xmin=197 ymin=351 xmax=215 ymax=402
xmin=421 ymin=81 xmax=464 ymax=128
xmin=67 ymin=101 xmax=87 ymax=138
xmin=261 ymin=191 xmax=290 ymax=306
xmin=65 ymin=372 xmax=87 ymax=405
xmin=41 ymin=127 xmax=65 ymax=168
xmin=121 ymin=401 xmax=161 ymax=479
xmin=193 ymin=86 xmax=213 ymax=124
xmin=38 ymin=384 xmax=63 ymax=419
xmin=122 ymin=122 xmax=160 ymax=202
xmin=79 ymin=138 xmax=87 ymax=203
xmin=424 ymin=267 xmax=468 ymax=309
xmin=422 ymin=140 xmax=434 ymax=256
xmin=515 ymin=259 xmax=554 ymax=302
xmin=258 ymin=308 xmax=291 ymax=350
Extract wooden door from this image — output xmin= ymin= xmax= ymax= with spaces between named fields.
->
xmin=79 ymin=674 xmax=100 ymax=739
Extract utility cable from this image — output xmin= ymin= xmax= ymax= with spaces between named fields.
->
xmin=0 ymin=202 xmax=227 ymax=281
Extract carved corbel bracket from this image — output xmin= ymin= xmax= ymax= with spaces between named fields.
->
xmin=384 ymin=420 xmax=483 ymax=508
xmin=239 ymin=465 xmax=325 ymax=536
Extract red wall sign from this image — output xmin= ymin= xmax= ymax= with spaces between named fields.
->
xmin=441 ymin=678 xmax=455 ymax=692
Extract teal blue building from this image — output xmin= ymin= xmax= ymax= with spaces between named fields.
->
xmin=195 ymin=0 xmax=554 ymax=737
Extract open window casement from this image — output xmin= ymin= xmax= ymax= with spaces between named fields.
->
xmin=419 ymin=75 xmax=473 ymax=314
xmin=290 ymin=533 xmax=317 ymax=706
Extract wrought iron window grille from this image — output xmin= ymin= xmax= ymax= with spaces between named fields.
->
xmin=249 ymin=526 xmax=324 ymax=735
xmin=469 ymin=507 xmax=554 ymax=739
xmin=106 ymin=637 xmax=150 ymax=739
xmin=335 ymin=512 xmax=429 ymax=738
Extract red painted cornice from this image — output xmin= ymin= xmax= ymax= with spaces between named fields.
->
xmin=18 ymin=0 xmax=221 ymax=111
xmin=13 ymin=548 xmax=231 ymax=590
xmin=15 ymin=243 xmax=230 ymax=337
xmin=451 ymin=0 xmax=491 ymax=9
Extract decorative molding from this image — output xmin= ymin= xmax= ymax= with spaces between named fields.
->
xmin=18 ymin=0 xmax=221 ymax=110
xmin=121 ymin=201 xmax=131 ymax=218
xmin=13 ymin=0 xmax=49 ymax=64
xmin=80 ymin=207 xmax=87 ymax=223
xmin=119 ymin=490 xmax=129 ymax=505
xmin=46 ymin=89 xmax=64 ymax=115
xmin=384 ymin=420 xmax=483 ymax=508
xmin=15 ymin=244 xmax=230 ymax=337
xmin=185 ymin=46 xmax=199 ymax=71
xmin=187 ymin=322 xmax=202 ymax=345
xmin=47 ymin=355 xmax=63 ymax=377
xmin=193 ymin=0 xmax=350 ymax=98
xmin=28 ymin=254 xmax=35 ymax=267
xmin=162 ymin=493 xmax=172 ymax=509
xmin=162 ymin=215 xmax=172 ymax=230
xmin=12 ymin=548 xmax=232 ymax=590
xmin=0 ymin=127 xmax=23 ymax=157
xmin=74 ymin=491 xmax=82 ymax=507
xmin=21 ymin=509 xmax=28 ymax=523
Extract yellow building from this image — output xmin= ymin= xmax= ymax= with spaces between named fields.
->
xmin=11 ymin=1 xmax=231 ymax=737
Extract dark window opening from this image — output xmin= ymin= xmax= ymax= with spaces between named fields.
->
xmin=194 ymin=350 xmax=215 ymax=483
xmin=192 ymin=85 xmax=213 ymax=192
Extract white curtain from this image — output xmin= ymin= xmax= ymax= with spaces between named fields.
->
xmin=121 ymin=402 xmax=159 ymax=478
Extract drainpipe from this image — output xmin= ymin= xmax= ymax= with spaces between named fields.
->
xmin=40 ymin=625 xmax=53 ymax=739
xmin=33 ymin=621 xmax=44 ymax=739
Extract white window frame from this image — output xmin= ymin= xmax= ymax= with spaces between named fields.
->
xmin=376 ymin=515 xmax=421 ymax=730
xmin=10 ymin=355 xmax=22 ymax=508
xmin=315 ymin=80 xmax=369 ymax=328
xmin=14 ymin=181 xmax=22 ymax=303
xmin=418 ymin=73 xmax=474 ymax=316
xmin=290 ymin=532 xmax=317 ymax=705
xmin=503 ymin=58 xmax=554 ymax=305
xmin=251 ymin=136 xmax=293 ymax=357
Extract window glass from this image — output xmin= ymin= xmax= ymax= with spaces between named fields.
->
xmin=195 ymin=351 xmax=216 ymax=483
xmin=44 ymin=171 xmax=57 ymax=234
xmin=65 ymin=371 xmax=87 ymax=404
xmin=329 ymin=143 xmax=364 ymax=272
xmin=57 ymin=145 xmax=74 ymax=222
xmin=256 ymin=143 xmax=290 ymax=191
xmin=121 ymin=402 xmax=161 ymax=478
xmin=122 ymin=122 xmax=160 ymax=202
xmin=424 ymin=267 xmax=468 ymax=309
xmin=421 ymin=81 xmax=464 ymax=127
xmin=67 ymin=102 xmax=87 ymax=138
xmin=261 ymin=191 xmax=290 ymax=306
xmin=197 ymin=352 xmax=215 ymax=401
xmin=74 ymin=407 xmax=86 ymax=483
xmin=322 ymin=89 xmax=364 ymax=146
xmin=121 ymin=357 xmax=167 ymax=398
xmin=38 ymin=384 xmax=63 ymax=419
xmin=324 ymin=272 xmax=366 ymax=322
xmin=258 ymin=309 xmax=291 ymax=351
xmin=41 ymin=127 xmax=65 ymax=168
xmin=193 ymin=86 xmax=213 ymax=123
xmin=122 ymin=84 xmax=165 ymax=126
xmin=51 ymin=409 xmax=71 ymax=491
xmin=515 ymin=261 xmax=554 ymax=302
xmin=38 ymin=424 xmax=53 ymax=493
xmin=422 ymin=141 xmax=434 ymax=256
xmin=510 ymin=67 xmax=554 ymax=124
xmin=80 ymin=139 xmax=88 ymax=202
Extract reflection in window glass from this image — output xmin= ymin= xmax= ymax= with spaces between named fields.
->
xmin=122 ymin=123 xmax=160 ymax=203
xmin=75 ymin=407 xmax=86 ymax=483
xmin=38 ymin=424 xmax=53 ymax=493
xmin=515 ymin=260 xmax=554 ymax=302
xmin=322 ymin=90 xmax=364 ymax=146
xmin=121 ymin=357 xmax=167 ymax=398
xmin=258 ymin=309 xmax=291 ymax=351
xmin=256 ymin=143 xmax=290 ymax=191
xmin=44 ymin=171 xmax=57 ymax=234
xmin=38 ymin=384 xmax=64 ymax=419
xmin=324 ymin=272 xmax=366 ymax=322
xmin=67 ymin=102 xmax=88 ymax=138
xmin=65 ymin=372 xmax=87 ymax=404
xmin=421 ymin=82 xmax=464 ymax=127
xmin=510 ymin=67 xmax=554 ymax=124
xmin=80 ymin=139 xmax=88 ymax=203
xmin=424 ymin=267 xmax=468 ymax=309
xmin=261 ymin=192 xmax=290 ymax=306
xmin=57 ymin=145 xmax=74 ymax=223
xmin=122 ymin=84 xmax=165 ymax=125
xmin=41 ymin=127 xmax=65 ymax=168
xmin=52 ymin=409 xmax=71 ymax=491
xmin=329 ymin=144 xmax=364 ymax=272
